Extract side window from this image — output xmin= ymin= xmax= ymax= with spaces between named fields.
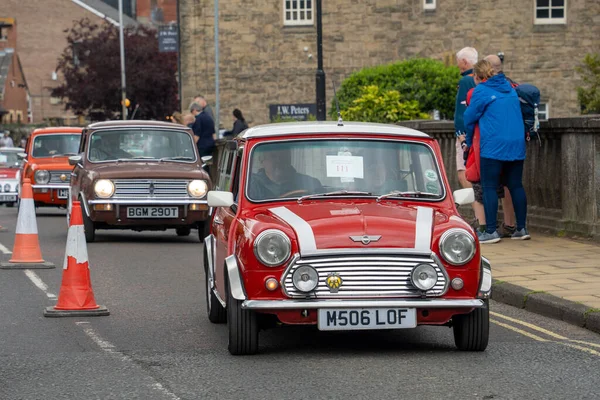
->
xmin=217 ymin=150 xmax=234 ymax=191
xmin=230 ymin=153 xmax=242 ymax=202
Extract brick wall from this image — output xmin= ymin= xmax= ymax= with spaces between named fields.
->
xmin=180 ymin=0 xmax=600 ymax=128
xmin=0 ymin=0 xmax=111 ymax=123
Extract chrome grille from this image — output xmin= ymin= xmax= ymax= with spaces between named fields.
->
xmin=49 ymin=170 xmax=71 ymax=185
xmin=283 ymin=253 xmax=448 ymax=298
xmin=113 ymin=179 xmax=190 ymax=198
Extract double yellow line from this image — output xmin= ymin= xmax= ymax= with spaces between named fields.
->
xmin=490 ymin=312 xmax=600 ymax=357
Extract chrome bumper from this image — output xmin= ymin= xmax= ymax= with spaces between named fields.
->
xmin=88 ymin=199 xmax=208 ymax=205
xmin=32 ymin=184 xmax=69 ymax=189
xmin=242 ymin=299 xmax=485 ymax=310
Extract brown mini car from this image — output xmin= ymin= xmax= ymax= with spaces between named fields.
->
xmin=69 ymin=120 xmax=212 ymax=242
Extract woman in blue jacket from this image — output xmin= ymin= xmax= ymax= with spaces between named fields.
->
xmin=464 ymin=60 xmax=530 ymax=243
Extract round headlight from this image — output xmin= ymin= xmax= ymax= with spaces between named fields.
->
xmin=411 ymin=264 xmax=438 ymax=291
xmin=4 ymin=183 xmax=11 ymax=192
xmin=187 ymin=180 xmax=208 ymax=198
xmin=254 ymin=229 xmax=291 ymax=267
xmin=94 ymin=179 xmax=115 ymax=198
xmin=439 ymin=229 xmax=476 ymax=265
xmin=292 ymin=265 xmax=319 ymax=293
xmin=34 ymin=169 xmax=50 ymax=184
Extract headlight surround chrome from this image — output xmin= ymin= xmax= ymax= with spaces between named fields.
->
xmin=411 ymin=263 xmax=438 ymax=291
xmin=292 ymin=265 xmax=319 ymax=293
xmin=187 ymin=180 xmax=208 ymax=198
xmin=94 ymin=179 xmax=115 ymax=198
xmin=253 ymin=229 xmax=291 ymax=267
xmin=3 ymin=183 xmax=11 ymax=192
xmin=439 ymin=228 xmax=476 ymax=266
xmin=34 ymin=169 xmax=50 ymax=184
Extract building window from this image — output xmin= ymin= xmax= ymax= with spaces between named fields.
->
xmin=283 ymin=0 xmax=314 ymax=26
xmin=424 ymin=0 xmax=436 ymax=10
xmin=538 ymin=103 xmax=549 ymax=120
xmin=535 ymin=0 xmax=566 ymax=24
xmin=0 ymin=26 xmax=9 ymax=40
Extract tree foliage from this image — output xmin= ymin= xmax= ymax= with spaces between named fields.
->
xmin=577 ymin=54 xmax=600 ymax=115
xmin=340 ymin=85 xmax=429 ymax=123
xmin=52 ymin=18 xmax=178 ymax=120
xmin=332 ymin=58 xmax=460 ymax=120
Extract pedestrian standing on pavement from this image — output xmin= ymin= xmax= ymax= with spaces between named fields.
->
xmin=1 ymin=131 xmax=14 ymax=147
xmin=192 ymin=95 xmax=215 ymax=126
xmin=190 ymin=102 xmax=216 ymax=158
xmin=464 ymin=59 xmax=530 ymax=243
xmin=454 ymin=47 xmax=486 ymax=231
xmin=223 ymin=109 xmax=249 ymax=139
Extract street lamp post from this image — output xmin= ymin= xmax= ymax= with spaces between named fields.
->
xmin=214 ymin=0 xmax=220 ymax=132
xmin=315 ymin=0 xmax=326 ymax=121
xmin=118 ymin=0 xmax=127 ymax=120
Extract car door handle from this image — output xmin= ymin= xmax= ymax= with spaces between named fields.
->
xmin=214 ymin=216 xmax=224 ymax=225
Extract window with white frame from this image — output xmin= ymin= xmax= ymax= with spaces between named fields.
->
xmin=535 ymin=0 xmax=566 ymax=24
xmin=424 ymin=0 xmax=436 ymax=10
xmin=284 ymin=0 xmax=314 ymax=26
xmin=538 ymin=103 xmax=549 ymax=120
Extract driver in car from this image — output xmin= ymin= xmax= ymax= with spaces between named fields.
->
xmin=249 ymin=147 xmax=323 ymax=200
xmin=90 ymin=134 xmax=132 ymax=161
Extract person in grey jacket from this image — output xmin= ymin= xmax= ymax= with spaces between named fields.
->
xmin=223 ymin=109 xmax=249 ymax=138
xmin=193 ymin=95 xmax=214 ymax=125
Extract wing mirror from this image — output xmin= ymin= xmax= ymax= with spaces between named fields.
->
xmin=201 ymin=155 xmax=213 ymax=166
xmin=453 ymin=188 xmax=475 ymax=206
xmin=68 ymin=155 xmax=82 ymax=166
xmin=207 ymin=191 xmax=234 ymax=208
xmin=17 ymin=153 xmax=27 ymax=160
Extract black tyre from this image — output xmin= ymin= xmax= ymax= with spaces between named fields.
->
xmin=204 ymin=249 xmax=226 ymax=323
xmin=82 ymin=208 xmax=96 ymax=242
xmin=198 ymin=221 xmax=209 ymax=243
xmin=6 ymin=202 xmax=14 ymax=208
xmin=176 ymin=227 xmax=191 ymax=237
xmin=453 ymin=299 xmax=490 ymax=351
xmin=227 ymin=277 xmax=258 ymax=355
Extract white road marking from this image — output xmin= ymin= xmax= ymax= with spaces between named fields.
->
xmin=0 ymin=242 xmax=12 ymax=254
xmin=76 ymin=322 xmax=181 ymax=400
xmin=24 ymin=270 xmax=57 ymax=299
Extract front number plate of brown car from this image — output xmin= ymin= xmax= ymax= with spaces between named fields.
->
xmin=127 ymin=207 xmax=179 ymax=219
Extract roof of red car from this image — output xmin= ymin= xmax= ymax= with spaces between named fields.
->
xmin=86 ymin=120 xmax=189 ymax=131
xmin=241 ymin=121 xmax=429 ymax=139
xmin=32 ymin=127 xmax=83 ymax=135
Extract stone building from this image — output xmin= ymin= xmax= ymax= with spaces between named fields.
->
xmin=0 ymin=18 xmax=29 ymax=124
xmin=0 ymin=0 xmax=137 ymax=124
xmin=179 ymin=0 xmax=600 ymax=127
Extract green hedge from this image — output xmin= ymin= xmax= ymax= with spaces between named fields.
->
xmin=331 ymin=58 xmax=460 ymax=120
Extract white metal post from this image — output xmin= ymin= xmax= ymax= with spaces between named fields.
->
xmin=214 ymin=0 xmax=220 ymax=132
xmin=118 ymin=0 xmax=127 ymax=120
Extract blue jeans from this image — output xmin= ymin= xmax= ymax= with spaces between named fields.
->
xmin=480 ymin=157 xmax=527 ymax=234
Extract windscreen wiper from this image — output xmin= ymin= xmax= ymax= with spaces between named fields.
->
xmin=298 ymin=190 xmax=372 ymax=203
xmin=159 ymin=156 xmax=194 ymax=162
xmin=376 ymin=191 xmax=440 ymax=202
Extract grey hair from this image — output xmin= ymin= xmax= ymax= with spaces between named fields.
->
xmin=456 ymin=47 xmax=478 ymax=66
xmin=189 ymin=102 xmax=203 ymax=112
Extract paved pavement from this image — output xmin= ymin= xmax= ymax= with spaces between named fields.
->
xmin=1 ymin=207 xmax=600 ymax=399
xmin=482 ymin=234 xmax=600 ymax=332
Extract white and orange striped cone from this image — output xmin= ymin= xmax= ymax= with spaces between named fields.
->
xmin=0 ymin=179 xmax=54 ymax=269
xmin=44 ymin=201 xmax=108 ymax=317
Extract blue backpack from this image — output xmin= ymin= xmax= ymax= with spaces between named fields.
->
xmin=512 ymin=83 xmax=541 ymax=145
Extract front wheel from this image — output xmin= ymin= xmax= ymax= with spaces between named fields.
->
xmin=453 ymin=299 xmax=489 ymax=351
xmin=6 ymin=202 xmax=14 ymax=208
xmin=227 ymin=277 xmax=258 ymax=355
xmin=204 ymin=251 xmax=226 ymax=323
xmin=82 ymin=208 xmax=96 ymax=242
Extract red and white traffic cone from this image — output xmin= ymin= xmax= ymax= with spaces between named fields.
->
xmin=0 ymin=179 xmax=54 ymax=269
xmin=44 ymin=200 xmax=109 ymax=317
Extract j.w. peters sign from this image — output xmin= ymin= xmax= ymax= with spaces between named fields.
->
xmin=269 ymin=103 xmax=316 ymax=121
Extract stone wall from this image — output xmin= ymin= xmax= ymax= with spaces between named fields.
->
xmin=398 ymin=116 xmax=600 ymax=239
xmin=180 ymin=0 xmax=600 ymax=128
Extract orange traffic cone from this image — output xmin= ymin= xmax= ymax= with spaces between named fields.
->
xmin=44 ymin=201 xmax=109 ymax=317
xmin=0 ymin=179 xmax=54 ymax=269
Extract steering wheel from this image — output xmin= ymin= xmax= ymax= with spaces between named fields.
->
xmin=279 ymin=189 xmax=309 ymax=198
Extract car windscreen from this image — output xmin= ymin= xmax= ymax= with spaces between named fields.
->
xmin=31 ymin=134 xmax=81 ymax=158
xmin=0 ymin=151 xmax=21 ymax=168
xmin=246 ymin=139 xmax=444 ymax=201
xmin=87 ymin=129 xmax=196 ymax=162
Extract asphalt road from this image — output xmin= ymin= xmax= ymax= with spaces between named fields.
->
xmin=1 ymin=206 xmax=599 ymax=400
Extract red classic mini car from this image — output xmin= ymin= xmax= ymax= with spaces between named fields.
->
xmin=204 ymin=121 xmax=491 ymax=355
xmin=20 ymin=127 xmax=82 ymax=208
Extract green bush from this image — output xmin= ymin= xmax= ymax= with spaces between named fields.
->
xmin=340 ymin=85 xmax=429 ymax=123
xmin=577 ymin=54 xmax=600 ymax=114
xmin=332 ymin=58 xmax=460 ymax=120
